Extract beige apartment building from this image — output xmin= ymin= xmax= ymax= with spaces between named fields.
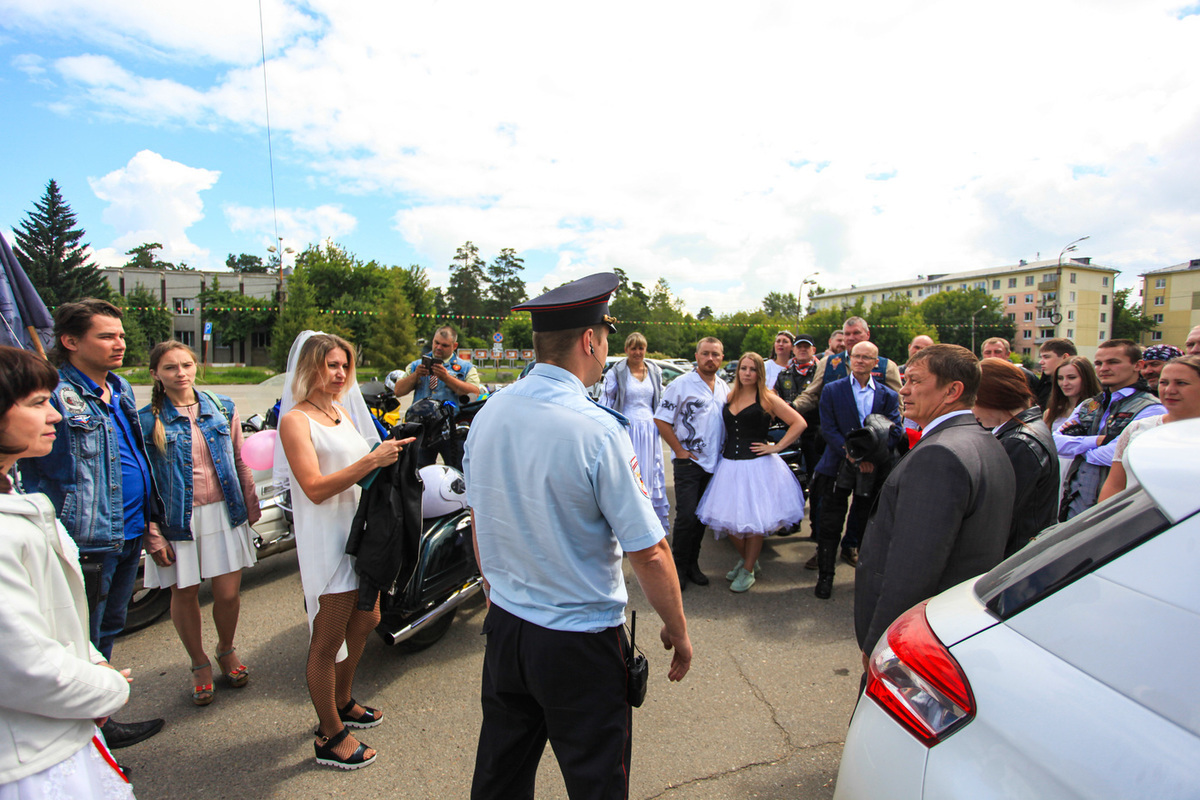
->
xmin=1138 ymin=259 xmax=1200 ymax=350
xmin=102 ymin=267 xmax=285 ymax=366
xmin=809 ymin=257 xmax=1118 ymax=359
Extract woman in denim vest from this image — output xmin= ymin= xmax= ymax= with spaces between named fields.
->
xmin=137 ymin=341 xmax=260 ymax=706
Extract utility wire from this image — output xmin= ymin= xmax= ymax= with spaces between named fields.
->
xmin=258 ymin=0 xmax=280 ymax=245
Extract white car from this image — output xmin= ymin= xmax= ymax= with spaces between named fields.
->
xmin=834 ymin=418 xmax=1200 ymax=800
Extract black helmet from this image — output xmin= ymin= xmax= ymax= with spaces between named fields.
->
xmin=845 ymin=413 xmax=901 ymax=466
xmin=404 ymin=398 xmax=456 ymax=447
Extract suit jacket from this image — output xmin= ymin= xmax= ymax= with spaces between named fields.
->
xmin=792 ymin=352 xmax=903 ymax=415
xmin=854 ymin=413 xmax=1016 ymax=655
xmin=815 ymin=376 xmax=902 ymax=478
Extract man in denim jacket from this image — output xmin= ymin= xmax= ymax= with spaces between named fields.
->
xmin=19 ymin=299 xmax=165 ymax=750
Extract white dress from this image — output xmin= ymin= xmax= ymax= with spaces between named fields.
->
xmin=616 ymin=372 xmax=670 ymax=533
xmin=291 ymin=409 xmax=369 ymax=643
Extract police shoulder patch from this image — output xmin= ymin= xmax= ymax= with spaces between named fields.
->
xmin=630 ymin=455 xmax=649 ymax=497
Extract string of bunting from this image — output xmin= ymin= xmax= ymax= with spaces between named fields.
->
xmin=101 ymin=307 xmax=1008 ymax=330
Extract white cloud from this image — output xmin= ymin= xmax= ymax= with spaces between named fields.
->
xmin=88 ymin=150 xmax=220 ymax=267
xmin=16 ymin=0 xmax=1200 ymax=309
xmin=225 ymin=203 xmax=358 ymax=253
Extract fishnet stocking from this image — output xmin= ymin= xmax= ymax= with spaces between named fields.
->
xmin=307 ymin=591 xmax=381 ymax=758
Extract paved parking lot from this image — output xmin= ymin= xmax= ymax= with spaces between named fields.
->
xmin=114 ymin=385 xmax=862 ymax=799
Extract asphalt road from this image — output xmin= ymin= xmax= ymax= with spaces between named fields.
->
xmin=114 ymin=384 xmax=862 ymax=799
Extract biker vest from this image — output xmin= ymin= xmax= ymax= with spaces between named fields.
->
xmin=822 ymin=352 xmax=891 ymax=387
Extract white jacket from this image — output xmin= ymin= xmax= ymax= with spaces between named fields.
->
xmin=0 ymin=491 xmax=130 ymax=784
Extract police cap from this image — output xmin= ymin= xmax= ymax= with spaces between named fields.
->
xmin=513 ymin=272 xmax=619 ymax=333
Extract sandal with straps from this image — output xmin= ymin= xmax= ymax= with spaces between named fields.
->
xmin=190 ymin=662 xmax=214 ymax=706
xmin=216 ymin=647 xmax=249 ymax=688
xmin=314 ymin=727 xmax=376 ymax=770
xmin=338 ymin=698 xmax=383 ymax=729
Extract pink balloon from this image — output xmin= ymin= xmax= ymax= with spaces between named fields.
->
xmin=241 ymin=430 xmax=278 ymax=471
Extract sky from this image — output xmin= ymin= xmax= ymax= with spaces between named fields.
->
xmin=1 ymin=0 xmax=1198 ymax=316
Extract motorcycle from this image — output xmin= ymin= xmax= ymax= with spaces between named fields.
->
xmin=359 ymin=386 xmax=487 ymax=652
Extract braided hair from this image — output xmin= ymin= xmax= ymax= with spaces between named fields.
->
xmin=148 ymin=340 xmax=199 ymax=452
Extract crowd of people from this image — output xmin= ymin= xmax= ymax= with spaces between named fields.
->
xmin=4 ymin=282 xmax=1200 ymax=797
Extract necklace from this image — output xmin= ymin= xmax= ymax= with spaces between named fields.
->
xmin=305 ymin=399 xmax=341 ymax=425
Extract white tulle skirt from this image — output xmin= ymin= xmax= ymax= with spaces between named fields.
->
xmin=0 ymin=732 xmax=135 ymax=800
xmin=697 ymin=454 xmax=805 ymax=538
xmin=144 ymin=501 xmax=257 ymax=589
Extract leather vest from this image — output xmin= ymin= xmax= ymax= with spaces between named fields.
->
xmin=823 ymin=352 xmax=891 ymax=388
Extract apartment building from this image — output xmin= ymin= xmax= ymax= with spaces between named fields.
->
xmin=809 ymin=257 xmax=1118 ymax=359
xmin=102 ymin=267 xmax=285 ymax=366
xmin=1138 ymin=259 xmax=1200 ymax=350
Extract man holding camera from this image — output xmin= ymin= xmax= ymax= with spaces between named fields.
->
xmin=393 ymin=324 xmax=483 ymax=469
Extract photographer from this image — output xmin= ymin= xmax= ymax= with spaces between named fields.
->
xmin=392 ymin=325 xmax=482 ymax=469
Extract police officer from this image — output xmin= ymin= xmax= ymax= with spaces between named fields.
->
xmin=465 ymin=273 xmax=692 ymax=800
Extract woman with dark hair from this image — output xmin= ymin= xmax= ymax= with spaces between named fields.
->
xmin=1099 ymin=355 xmax=1200 ymax=500
xmin=1043 ymin=356 xmax=1101 ymax=498
xmin=0 ymin=346 xmax=134 ymax=798
xmin=696 ymin=352 xmax=806 ymax=592
xmin=278 ymin=332 xmax=412 ymax=770
xmin=137 ymin=340 xmax=261 ymax=706
xmin=973 ymin=358 xmax=1058 ymax=556
xmin=601 ymin=331 xmax=668 ymax=532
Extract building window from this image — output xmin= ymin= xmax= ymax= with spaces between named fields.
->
xmin=906 ymin=290 xmax=912 ymax=297
xmin=1022 ymin=330 xmax=1033 ymax=339
xmin=1067 ymin=328 xmax=1074 ymax=338
xmin=251 ymin=331 xmax=272 ymax=349
xmin=1023 ymin=311 xmax=1034 ymax=321
xmin=1155 ymin=278 xmax=1166 ymax=289
xmin=173 ymin=298 xmax=195 ymax=315
xmin=1099 ymin=331 xmax=1106 ymax=341
xmin=1100 ymin=312 xmax=1107 ymax=322
xmin=1041 ymin=329 xmax=1055 ymax=339
xmin=992 ymin=279 xmax=1001 ymax=290
xmin=973 ymin=281 xmax=984 ymax=290
xmin=1008 ymin=278 xmax=1017 ymax=288
xmin=1103 ymin=277 xmax=1110 ymax=287
xmin=175 ymin=330 xmax=195 ymax=347
xmin=1025 ymin=276 xmax=1035 ymax=286
xmin=1025 ymin=294 xmax=1034 ymax=304
xmin=1042 ymin=273 xmax=1055 ymax=282
xmin=1007 ymin=313 xmax=1016 ymax=321
xmin=1153 ymin=313 xmax=1164 ymax=323
xmin=1007 ymin=295 xmax=1017 ymax=305
xmin=1067 ymin=310 xmax=1075 ymax=321
xmin=1154 ymin=296 xmax=1165 ymax=306
xmin=1022 ymin=348 xmax=1031 ymax=356
xmin=1069 ymin=291 xmax=1076 ymax=302
xmin=960 ymin=284 xmax=968 ymax=291
xmin=1151 ymin=331 xmax=1163 ymax=341
xmin=1070 ymin=273 xmax=1077 ymax=284
xmin=1101 ymin=295 xmax=1108 ymax=305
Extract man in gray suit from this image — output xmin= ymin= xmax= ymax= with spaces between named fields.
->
xmin=854 ymin=344 xmax=1016 ymax=667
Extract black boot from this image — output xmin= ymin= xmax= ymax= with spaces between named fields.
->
xmin=675 ymin=562 xmax=688 ymax=591
xmin=814 ymin=541 xmax=837 ymax=600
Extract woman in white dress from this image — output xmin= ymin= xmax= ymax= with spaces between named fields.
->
xmin=0 ymin=346 xmax=134 ymax=799
xmin=278 ymin=333 xmax=412 ymax=770
xmin=139 ymin=341 xmax=261 ymax=706
xmin=1042 ymin=356 xmax=1101 ymax=498
xmin=1099 ymin=355 xmax=1200 ymax=500
xmin=602 ymin=332 xmax=669 ymax=532
xmin=697 ymin=353 xmax=806 ymax=593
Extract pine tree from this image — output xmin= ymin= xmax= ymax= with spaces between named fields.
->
xmin=446 ymin=241 xmax=488 ymax=339
xmin=485 ymin=248 xmax=528 ymax=317
xmin=14 ymin=179 xmax=111 ymax=307
xmin=362 ymin=270 xmax=417 ymax=372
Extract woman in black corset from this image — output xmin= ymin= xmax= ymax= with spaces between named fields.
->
xmin=697 ymin=352 xmax=807 ymax=592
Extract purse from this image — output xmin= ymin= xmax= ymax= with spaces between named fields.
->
xmin=626 ymin=610 xmax=648 ymax=708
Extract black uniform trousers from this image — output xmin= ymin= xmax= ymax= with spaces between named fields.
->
xmin=669 ymin=458 xmax=712 ymax=568
xmin=472 ymin=603 xmax=633 ymax=800
xmin=814 ymin=472 xmax=875 ymax=552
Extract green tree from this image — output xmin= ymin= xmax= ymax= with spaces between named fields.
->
xmin=295 ymin=243 xmax=390 ymax=345
xmin=398 ymin=265 xmax=439 ymax=340
xmin=361 ymin=270 xmax=417 ymax=373
xmin=198 ymin=282 xmax=277 ymax=352
xmin=13 ymin=179 xmax=111 ymax=306
xmin=499 ymin=311 xmax=533 ymax=351
xmin=1111 ymin=287 xmax=1158 ymax=341
xmin=611 ymin=267 xmax=651 ymax=325
xmin=741 ymin=325 xmax=775 ymax=359
xmin=271 ymin=267 xmax=320 ymax=370
xmin=447 ymin=241 xmax=489 ymax=339
xmin=115 ymin=285 xmax=172 ymax=365
xmin=762 ymin=291 xmax=800 ymax=319
xmin=226 ymin=253 xmax=268 ymax=273
xmin=863 ymin=296 xmax=938 ymax=363
xmin=917 ymin=289 xmax=1013 ymax=353
xmin=485 ymin=248 xmax=528 ymax=316
xmin=698 ymin=306 xmax=713 ymax=321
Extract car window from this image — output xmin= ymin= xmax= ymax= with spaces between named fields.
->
xmin=975 ymin=487 xmax=1172 ymax=620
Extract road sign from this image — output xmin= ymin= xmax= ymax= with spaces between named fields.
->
xmin=203 ymin=321 xmax=213 ymax=341
xmin=505 ymin=349 xmax=518 ymax=359
xmin=458 ymin=349 xmax=472 ymax=361
xmin=493 ymin=332 xmax=503 ymax=343
xmin=521 ymin=349 xmax=534 ymax=360
xmin=474 ymin=349 xmax=489 ymax=360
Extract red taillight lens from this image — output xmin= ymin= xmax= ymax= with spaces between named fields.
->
xmin=865 ymin=601 xmax=975 ymax=747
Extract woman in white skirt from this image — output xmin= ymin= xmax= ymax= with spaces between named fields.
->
xmin=138 ymin=341 xmax=261 ymax=706
xmin=1 ymin=346 xmax=134 ymax=799
xmin=602 ymin=331 xmax=669 ymax=532
xmin=697 ymin=352 xmax=806 ymax=593
xmin=278 ymin=332 xmax=412 ymax=770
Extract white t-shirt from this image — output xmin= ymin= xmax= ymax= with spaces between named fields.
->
xmin=654 ymin=371 xmax=730 ymax=473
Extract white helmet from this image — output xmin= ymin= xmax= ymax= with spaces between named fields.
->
xmin=419 ymin=465 xmax=467 ymax=518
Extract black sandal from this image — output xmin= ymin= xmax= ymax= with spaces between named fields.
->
xmin=338 ymin=698 xmax=383 ymax=729
xmin=314 ymin=727 xmax=376 ymax=770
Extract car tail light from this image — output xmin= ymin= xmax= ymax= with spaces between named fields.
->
xmin=865 ymin=601 xmax=975 ymax=746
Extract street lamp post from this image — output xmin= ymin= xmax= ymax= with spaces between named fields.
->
xmin=970 ymin=304 xmax=988 ymax=355
xmin=1053 ymin=236 xmax=1089 ymax=336
xmin=798 ymin=272 xmax=819 ymax=325
xmin=267 ymin=238 xmax=295 ymax=305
